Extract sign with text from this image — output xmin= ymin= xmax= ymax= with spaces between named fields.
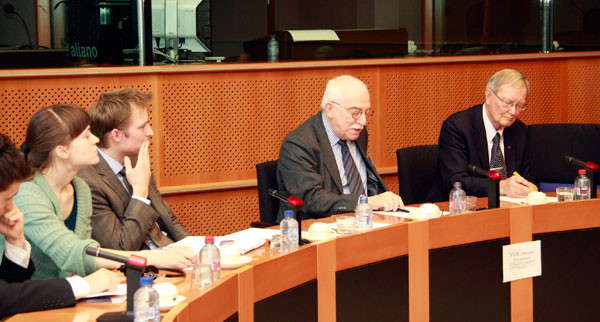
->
xmin=502 ymin=240 xmax=541 ymax=283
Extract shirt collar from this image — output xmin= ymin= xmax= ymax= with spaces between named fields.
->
xmin=98 ymin=148 xmax=123 ymax=175
xmin=482 ymin=103 xmax=504 ymax=144
xmin=322 ymin=112 xmax=342 ymax=147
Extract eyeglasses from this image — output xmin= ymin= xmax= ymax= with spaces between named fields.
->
xmin=330 ymin=101 xmax=374 ymax=120
xmin=491 ymin=90 xmax=528 ymax=112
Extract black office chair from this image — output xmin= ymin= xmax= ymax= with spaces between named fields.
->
xmin=254 ymin=160 xmax=280 ymax=226
xmin=527 ymin=123 xmax=600 ymax=192
xmin=396 ymin=145 xmax=439 ymax=205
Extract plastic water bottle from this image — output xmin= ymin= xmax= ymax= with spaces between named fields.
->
xmin=280 ymin=210 xmax=299 ymax=250
xmin=354 ymin=195 xmax=373 ymax=233
xmin=199 ymin=236 xmax=220 ymax=281
xmin=133 ymin=276 xmax=160 ymax=322
xmin=449 ymin=182 xmax=466 ymax=214
xmin=267 ymin=35 xmax=279 ymax=62
xmin=574 ymin=169 xmax=591 ymax=200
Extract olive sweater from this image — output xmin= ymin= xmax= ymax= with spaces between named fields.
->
xmin=14 ymin=173 xmax=99 ymax=280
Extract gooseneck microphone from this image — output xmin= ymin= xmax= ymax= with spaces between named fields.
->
xmin=3 ymin=3 xmax=33 ymax=49
xmin=268 ymin=188 xmax=305 ymax=207
xmin=467 ymin=164 xmax=503 ymax=180
xmin=268 ymin=188 xmax=308 ymax=245
xmin=468 ymin=164 xmax=501 ymax=209
xmin=565 ymin=155 xmax=600 ymax=170
xmin=85 ymin=247 xmax=147 ymax=269
xmin=565 ymin=155 xmax=598 ymax=198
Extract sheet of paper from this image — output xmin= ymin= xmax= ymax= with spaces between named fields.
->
xmin=502 ymin=240 xmax=542 ymax=283
xmin=286 ymin=29 xmax=339 ymax=42
xmin=82 ymin=283 xmax=127 ymax=302
xmin=374 ymin=210 xmax=412 ymax=219
xmin=500 ymin=195 xmax=558 ymax=204
xmin=166 ymin=228 xmax=271 ymax=255
xmin=328 ymin=221 xmax=390 ymax=230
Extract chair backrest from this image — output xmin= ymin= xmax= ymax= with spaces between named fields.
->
xmin=396 ymin=145 xmax=439 ymax=205
xmin=256 ymin=160 xmax=279 ymax=225
xmin=527 ymin=124 xmax=600 ymax=191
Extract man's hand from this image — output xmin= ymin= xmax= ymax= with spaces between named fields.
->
xmin=124 ymin=140 xmax=151 ymax=199
xmin=0 ymin=206 xmax=26 ymax=249
xmin=144 ymin=246 xmax=198 ymax=270
xmin=83 ymin=268 xmax=121 ymax=294
xmin=500 ymin=175 xmax=537 ymax=197
xmin=368 ymin=191 xmax=404 ymax=211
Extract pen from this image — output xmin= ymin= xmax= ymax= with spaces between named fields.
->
xmin=512 ymin=171 xmax=535 ymax=191
xmin=396 ymin=208 xmax=410 ymax=213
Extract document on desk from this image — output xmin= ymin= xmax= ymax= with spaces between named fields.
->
xmin=166 ymin=228 xmax=271 ymax=255
xmin=502 ymin=240 xmax=542 ymax=283
xmin=500 ymin=196 xmax=558 ymax=204
xmin=81 ymin=283 xmax=127 ymax=303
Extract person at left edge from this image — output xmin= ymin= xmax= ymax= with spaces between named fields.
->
xmin=0 ymin=133 xmax=120 ymax=318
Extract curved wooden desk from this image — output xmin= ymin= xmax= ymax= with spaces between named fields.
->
xmin=8 ymin=199 xmax=600 ymax=322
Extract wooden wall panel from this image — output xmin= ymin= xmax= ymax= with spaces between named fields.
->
xmin=1 ymin=53 xmax=599 ymax=235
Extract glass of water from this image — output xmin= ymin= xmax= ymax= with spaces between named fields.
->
xmin=556 ymin=187 xmax=574 ymax=202
xmin=190 ymin=263 xmax=213 ymax=291
xmin=270 ymin=234 xmax=289 ymax=256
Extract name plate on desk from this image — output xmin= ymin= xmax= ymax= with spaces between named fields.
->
xmin=502 ymin=240 xmax=542 ymax=282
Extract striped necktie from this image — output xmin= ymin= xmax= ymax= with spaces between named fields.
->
xmin=490 ymin=132 xmax=507 ymax=179
xmin=338 ymin=140 xmax=366 ymax=195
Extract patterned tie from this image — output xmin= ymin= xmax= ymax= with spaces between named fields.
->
xmin=118 ymin=167 xmax=133 ymax=194
xmin=338 ymin=140 xmax=366 ymax=195
xmin=490 ymin=132 xmax=507 ymax=179
xmin=118 ymin=167 xmax=173 ymax=247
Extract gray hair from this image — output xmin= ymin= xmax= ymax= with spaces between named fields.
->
xmin=320 ymin=75 xmax=368 ymax=109
xmin=486 ymin=69 xmax=530 ymax=96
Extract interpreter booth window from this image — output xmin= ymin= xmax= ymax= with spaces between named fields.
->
xmin=0 ymin=0 xmax=144 ymax=68
xmin=1 ymin=0 xmax=600 ymax=69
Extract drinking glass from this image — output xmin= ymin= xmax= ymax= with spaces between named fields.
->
xmin=556 ymin=187 xmax=574 ymax=202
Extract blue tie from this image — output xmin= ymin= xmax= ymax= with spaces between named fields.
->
xmin=490 ymin=133 xmax=507 ymax=179
xmin=338 ymin=140 xmax=365 ymax=195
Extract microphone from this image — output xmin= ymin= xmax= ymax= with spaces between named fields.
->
xmin=3 ymin=3 xmax=33 ymax=49
xmin=467 ymin=164 xmax=503 ymax=180
xmin=85 ymin=247 xmax=147 ymax=269
xmin=564 ymin=155 xmax=600 ymax=170
xmin=268 ymin=188 xmax=304 ymax=207
xmin=467 ymin=164 xmax=501 ymax=209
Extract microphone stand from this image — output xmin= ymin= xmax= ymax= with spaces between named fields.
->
xmin=468 ymin=165 xmax=502 ymax=209
xmin=565 ymin=156 xmax=599 ymax=198
xmin=268 ymin=188 xmax=310 ymax=245
xmin=86 ymin=248 xmax=147 ymax=322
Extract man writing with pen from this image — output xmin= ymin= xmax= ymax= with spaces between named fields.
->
xmin=429 ymin=69 xmax=538 ymax=200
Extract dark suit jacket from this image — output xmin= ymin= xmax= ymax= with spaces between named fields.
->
xmin=277 ymin=112 xmax=388 ymax=221
xmin=0 ymin=254 xmax=75 ymax=318
xmin=428 ymin=104 xmax=534 ymax=201
xmin=78 ymin=154 xmax=189 ymax=250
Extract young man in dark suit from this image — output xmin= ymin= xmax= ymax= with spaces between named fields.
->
xmin=79 ymin=88 xmax=189 ymax=251
xmin=277 ymin=75 xmax=404 ymax=221
xmin=429 ymin=69 xmax=538 ymax=200
xmin=0 ymin=134 xmax=119 ymax=318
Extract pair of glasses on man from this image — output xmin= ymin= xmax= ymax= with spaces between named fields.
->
xmin=490 ymin=90 xmax=528 ymax=112
xmin=330 ymin=101 xmax=374 ymax=120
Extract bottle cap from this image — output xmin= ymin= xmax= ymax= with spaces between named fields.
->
xmin=579 ymin=169 xmax=586 ymax=175
xmin=205 ymin=236 xmax=214 ymax=244
xmin=359 ymin=195 xmax=368 ymax=203
xmin=140 ymin=276 xmax=153 ymax=286
xmin=453 ymin=182 xmax=462 ymax=188
xmin=284 ymin=210 xmax=294 ymax=217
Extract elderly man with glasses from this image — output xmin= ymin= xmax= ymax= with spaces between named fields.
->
xmin=276 ymin=75 xmax=403 ymax=222
xmin=428 ymin=69 xmax=538 ymax=201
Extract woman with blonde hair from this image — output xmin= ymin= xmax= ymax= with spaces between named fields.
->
xmin=15 ymin=104 xmax=196 ymax=279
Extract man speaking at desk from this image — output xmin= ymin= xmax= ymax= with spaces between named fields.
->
xmin=0 ymin=134 xmax=119 ymax=318
xmin=79 ymin=88 xmax=189 ymax=250
xmin=277 ymin=75 xmax=403 ymax=221
xmin=429 ymin=69 xmax=537 ymax=200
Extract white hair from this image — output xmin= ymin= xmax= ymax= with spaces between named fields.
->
xmin=320 ymin=75 xmax=368 ymax=109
